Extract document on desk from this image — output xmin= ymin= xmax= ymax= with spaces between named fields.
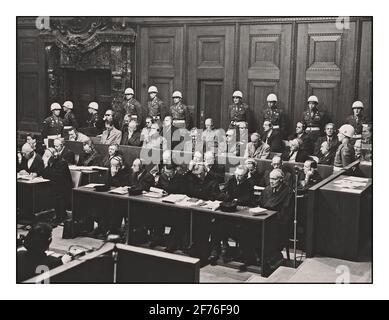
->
xmin=83 ymin=183 xmax=105 ymax=188
xmin=249 ymin=207 xmax=268 ymax=215
xmin=199 ymin=200 xmax=221 ymax=211
xmin=108 ymin=187 xmax=129 ymax=195
xmin=17 ymin=175 xmax=50 ymax=183
xmin=162 ymin=194 xmax=188 ymax=204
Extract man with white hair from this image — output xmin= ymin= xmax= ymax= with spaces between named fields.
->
xmin=317 ymin=141 xmax=335 ymax=165
xmin=244 ymin=132 xmax=270 ymax=159
xmin=239 ymin=168 xmax=294 ymax=270
xmin=281 ymin=138 xmax=310 ymax=163
xmin=120 ymin=119 xmax=141 ymax=146
xmin=17 ymin=143 xmax=44 ymax=176
xmin=53 ymin=138 xmax=75 ymax=165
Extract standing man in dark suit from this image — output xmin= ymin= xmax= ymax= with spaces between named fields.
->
xmin=41 ymin=148 xmax=73 ymax=224
xmin=262 ymin=120 xmax=284 ymax=153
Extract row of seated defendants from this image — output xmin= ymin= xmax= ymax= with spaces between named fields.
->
xmin=16 ymin=87 xmax=370 ymax=274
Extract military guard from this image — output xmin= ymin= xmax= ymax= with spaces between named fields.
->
xmin=345 ymin=101 xmax=368 ymax=139
xmin=228 ymin=90 xmax=249 ymax=130
xmin=262 ymin=93 xmax=286 ymax=138
xmin=41 ymin=103 xmax=64 ymax=138
xmin=170 ymin=91 xmax=191 ymax=129
xmin=147 ymin=86 xmax=165 ymax=125
xmin=122 ymin=87 xmax=143 ymax=126
xmin=301 ymin=95 xmax=326 ymax=144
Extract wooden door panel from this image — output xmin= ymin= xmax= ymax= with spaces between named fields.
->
xmin=139 ymin=27 xmax=183 ymax=111
xmin=295 ymin=22 xmax=357 ymax=129
xmin=239 ymin=24 xmax=292 ymax=132
xmin=187 ymin=26 xmax=235 ymax=129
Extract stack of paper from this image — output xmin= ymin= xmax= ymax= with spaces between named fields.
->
xmin=200 ymin=200 xmax=221 ymax=211
xmin=83 ymin=183 xmax=105 ymax=188
xmin=162 ymin=194 xmax=188 ymax=204
xmin=108 ymin=187 xmax=129 ymax=195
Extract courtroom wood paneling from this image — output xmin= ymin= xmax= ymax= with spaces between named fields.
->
xmin=139 ymin=26 xmax=184 ymax=116
xmin=239 ymin=24 xmax=292 ymax=132
xmin=358 ymin=20 xmax=372 ymax=121
xmin=187 ymin=26 xmax=235 ymax=129
xmin=294 ymin=22 xmax=357 ymax=129
xmin=17 ymin=26 xmax=46 ymax=132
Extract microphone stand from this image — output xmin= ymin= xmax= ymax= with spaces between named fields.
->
xmin=293 ymin=167 xmax=300 ymax=269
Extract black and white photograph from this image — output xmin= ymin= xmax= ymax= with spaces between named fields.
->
xmin=3 ymin=0 xmax=387 ymax=302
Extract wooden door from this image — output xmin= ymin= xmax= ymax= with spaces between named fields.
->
xmin=294 ymin=22 xmax=357 ymax=129
xmin=139 ymin=26 xmax=184 ymax=114
xmin=238 ymin=24 xmax=293 ymax=132
xmin=187 ymin=26 xmax=235 ymax=129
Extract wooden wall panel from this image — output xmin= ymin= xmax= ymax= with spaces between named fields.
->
xmin=17 ymin=24 xmax=46 ymax=132
xmin=239 ymin=24 xmax=292 ymax=132
xmin=294 ymin=22 xmax=357 ymax=129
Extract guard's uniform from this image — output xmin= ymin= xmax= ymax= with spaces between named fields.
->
xmin=148 ymin=96 xmax=165 ymax=123
xmin=123 ymin=97 xmax=143 ymax=124
xmin=228 ymin=103 xmax=249 ymax=128
xmin=302 ymin=108 xmax=324 ymax=143
xmin=345 ymin=115 xmax=367 ymax=136
xmin=262 ymin=107 xmax=286 ymax=136
xmin=334 ymin=142 xmax=356 ymax=168
xmin=170 ymin=102 xmax=190 ymax=129
xmin=63 ymin=111 xmax=79 ymax=129
xmin=41 ymin=115 xmax=64 ymax=138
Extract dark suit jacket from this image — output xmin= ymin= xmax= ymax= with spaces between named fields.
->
xmin=262 ymin=130 xmax=284 ymax=153
xmin=120 ymin=130 xmax=142 ymax=146
xmin=223 ymin=176 xmax=254 ymax=206
xmin=185 ymin=172 xmax=223 ymax=201
xmin=58 ymin=147 xmax=75 ymax=165
xmin=18 ymin=153 xmax=44 ymax=176
xmin=281 ymin=149 xmax=311 ymax=163
xmin=129 ymin=169 xmax=155 ymax=191
xmin=106 ymin=169 xmax=129 ymax=187
xmin=207 ymin=164 xmax=226 ymax=184
xmin=42 ymin=158 xmax=73 ymax=198
xmin=314 ymin=136 xmax=340 ymax=156
xmin=289 ymin=132 xmax=314 ymax=155
xmin=78 ymin=150 xmax=102 ymax=166
xmin=156 ymin=172 xmax=186 ymax=195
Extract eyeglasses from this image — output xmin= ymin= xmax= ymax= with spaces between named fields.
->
xmin=105 ymin=114 xmax=112 ymax=116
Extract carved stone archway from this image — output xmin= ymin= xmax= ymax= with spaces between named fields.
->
xmin=39 ymin=17 xmax=136 ymax=113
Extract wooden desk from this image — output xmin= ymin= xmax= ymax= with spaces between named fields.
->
xmin=315 ymin=175 xmax=372 ymax=261
xmin=72 ymin=186 xmax=278 ymax=276
xmin=17 ymin=178 xmax=55 ymax=223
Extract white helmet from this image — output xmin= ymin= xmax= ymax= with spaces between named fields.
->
xmin=88 ymin=102 xmax=99 ymax=111
xmin=148 ymin=86 xmax=158 ymax=93
xmin=308 ymin=95 xmax=319 ymax=103
xmin=50 ymin=103 xmax=62 ymax=111
xmin=352 ymin=101 xmax=364 ymax=109
xmin=172 ymin=91 xmax=182 ymax=99
xmin=62 ymin=101 xmax=73 ymax=109
xmin=339 ymin=124 xmax=355 ymax=138
xmin=267 ymin=93 xmax=278 ymax=102
xmin=232 ymin=91 xmax=243 ymax=98
xmin=125 ymin=88 xmax=134 ymax=95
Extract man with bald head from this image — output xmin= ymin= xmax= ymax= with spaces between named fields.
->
xmin=281 ymin=138 xmax=310 ymax=163
xmin=18 ymin=143 xmax=44 ymax=176
xmin=260 ymin=155 xmax=294 ymax=187
xmin=239 ymin=168 xmax=294 ymax=270
xmin=244 ymin=132 xmax=270 ymax=159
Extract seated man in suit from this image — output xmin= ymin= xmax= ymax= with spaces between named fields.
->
xmin=26 ymin=133 xmax=44 ymax=156
xmin=297 ymin=160 xmax=323 ymax=192
xmin=78 ymin=140 xmax=102 ymax=166
xmin=41 ymin=148 xmax=73 ymax=224
xmin=262 ymin=120 xmax=284 ymax=153
xmin=281 ymin=138 xmax=310 ymax=163
xmin=100 ymin=110 xmax=122 ymax=145
xmin=140 ymin=116 xmax=154 ymax=145
xmin=317 ymin=141 xmax=335 ymax=165
xmin=288 ymin=121 xmax=314 ymax=155
xmin=245 ymin=158 xmax=263 ymax=187
xmin=151 ymin=164 xmax=187 ymax=251
xmin=18 ymin=143 xmax=44 ymax=177
xmin=101 ymin=143 xmax=121 ymax=168
xmin=209 ymin=165 xmax=255 ymax=264
xmin=314 ymin=123 xmax=339 ymax=157
xmin=120 ymin=119 xmax=141 ymax=146
xmin=53 ymin=138 xmax=75 ymax=165
xmin=260 ymin=155 xmax=294 ymax=188
xmin=201 ymin=118 xmax=217 ymax=153
xmin=218 ymin=129 xmax=243 ymax=157
xmin=204 ymin=151 xmax=226 ymax=184
xmin=244 ymin=132 xmax=270 ymax=160
xmin=143 ymin=123 xmax=167 ymax=150
xmin=68 ymin=127 xmax=90 ymax=143
xmin=17 ymin=223 xmax=70 ymax=282
xmin=239 ymin=169 xmax=294 ymax=270
xmin=183 ymin=127 xmax=204 ymax=154
xmin=129 ymin=158 xmax=155 ymax=191
xmin=162 ymin=115 xmax=181 ymax=150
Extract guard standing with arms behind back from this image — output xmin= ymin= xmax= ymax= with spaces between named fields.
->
xmin=41 ymin=103 xmax=64 ymax=138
